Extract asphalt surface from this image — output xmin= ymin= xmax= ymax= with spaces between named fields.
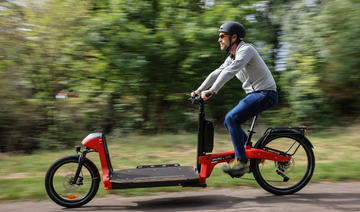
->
xmin=0 ymin=182 xmax=359 ymax=212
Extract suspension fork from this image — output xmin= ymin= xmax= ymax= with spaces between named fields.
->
xmin=70 ymin=148 xmax=89 ymax=185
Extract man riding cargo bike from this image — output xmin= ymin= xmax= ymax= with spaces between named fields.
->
xmin=192 ymin=21 xmax=278 ymax=177
xmin=45 ymin=22 xmax=315 ymax=208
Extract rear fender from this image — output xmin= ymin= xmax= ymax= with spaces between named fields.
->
xmin=255 ymin=127 xmax=313 ymax=149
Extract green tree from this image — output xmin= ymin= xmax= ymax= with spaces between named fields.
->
xmin=0 ymin=0 xmax=98 ymax=151
xmin=84 ymin=0 xmax=276 ymax=132
xmin=0 ymin=0 xmax=44 ymax=152
xmin=5 ymin=0 xmax=346 ymax=152
xmin=314 ymin=0 xmax=360 ymax=116
xmin=276 ymin=1 xmax=329 ymax=125
xmin=277 ymin=0 xmax=360 ymax=125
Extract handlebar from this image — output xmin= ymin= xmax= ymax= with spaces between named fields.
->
xmin=189 ymin=94 xmax=203 ymax=104
xmin=205 ymin=92 xmax=213 ymax=98
xmin=189 ymin=92 xmax=212 ymax=104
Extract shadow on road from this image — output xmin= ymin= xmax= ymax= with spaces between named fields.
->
xmin=64 ymin=192 xmax=360 ymax=212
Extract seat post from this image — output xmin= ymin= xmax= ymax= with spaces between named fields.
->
xmin=245 ymin=116 xmax=257 ymax=146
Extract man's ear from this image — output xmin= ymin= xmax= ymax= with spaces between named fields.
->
xmin=231 ymin=34 xmax=238 ymax=43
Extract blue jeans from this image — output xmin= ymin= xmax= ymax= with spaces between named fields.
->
xmin=224 ymin=90 xmax=278 ymax=163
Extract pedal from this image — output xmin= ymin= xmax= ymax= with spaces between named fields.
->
xmin=229 ymin=172 xmax=246 ymax=178
xmin=224 ymin=168 xmax=250 ymax=178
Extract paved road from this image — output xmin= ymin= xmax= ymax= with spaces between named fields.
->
xmin=1 ymin=182 xmax=359 ymax=212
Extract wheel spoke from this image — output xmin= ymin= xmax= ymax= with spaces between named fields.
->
xmin=45 ymin=155 xmax=99 ymax=208
xmin=52 ymin=162 xmax=93 ymax=201
xmin=252 ymin=135 xmax=314 ymax=195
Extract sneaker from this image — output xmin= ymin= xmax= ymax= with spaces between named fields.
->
xmin=221 ymin=159 xmax=250 ymax=178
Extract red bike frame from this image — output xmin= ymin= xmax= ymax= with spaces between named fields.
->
xmin=198 ymin=146 xmax=291 ymax=184
xmin=81 ymin=97 xmax=294 ymax=190
xmin=82 ymin=134 xmax=113 ymax=190
xmin=81 ymin=135 xmax=291 ymax=189
xmin=46 ymin=94 xmax=313 ymax=208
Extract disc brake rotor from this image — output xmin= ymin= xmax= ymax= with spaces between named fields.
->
xmin=63 ymin=174 xmax=80 ymax=192
xmin=275 ymin=157 xmax=295 ymax=174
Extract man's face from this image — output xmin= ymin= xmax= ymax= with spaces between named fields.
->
xmin=218 ymin=32 xmax=230 ymax=50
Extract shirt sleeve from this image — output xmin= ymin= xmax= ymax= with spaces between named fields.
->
xmin=210 ymin=45 xmax=254 ymax=93
xmin=197 ymin=57 xmax=231 ymax=91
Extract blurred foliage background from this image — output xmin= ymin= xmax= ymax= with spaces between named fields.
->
xmin=0 ymin=0 xmax=359 ymax=152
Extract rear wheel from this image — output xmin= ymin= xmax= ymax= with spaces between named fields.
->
xmin=251 ymin=135 xmax=315 ymax=195
xmin=45 ymin=155 xmax=100 ymax=208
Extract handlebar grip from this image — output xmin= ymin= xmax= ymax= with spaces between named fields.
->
xmin=205 ymin=92 xmax=213 ymax=97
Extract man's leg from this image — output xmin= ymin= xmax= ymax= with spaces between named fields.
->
xmin=224 ymin=94 xmax=260 ymax=163
xmin=222 ymin=91 xmax=278 ymax=176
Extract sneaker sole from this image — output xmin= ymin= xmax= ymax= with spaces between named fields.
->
xmin=225 ymin=168 xmax=250 ymax=178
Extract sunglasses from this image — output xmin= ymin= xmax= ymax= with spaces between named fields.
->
xmin=218 ymin=34 xmax=228 ymax=39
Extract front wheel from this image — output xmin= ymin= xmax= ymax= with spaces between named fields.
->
xmin=45 ymin=155 xmax=100 ymax=208
xmin=251 ymin=135 xmax=315 ymax=195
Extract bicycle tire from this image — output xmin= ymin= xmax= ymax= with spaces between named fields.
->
xmin=251 ymin=134 xmax=315 ymax=195
xmin=45 ymin=154 xmax=100 ymax=208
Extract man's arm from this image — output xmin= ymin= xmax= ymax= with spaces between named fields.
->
xmin=197 ymin=57 xmax=231 ymax=92
xmin=210 ymin=46 xmax=254 ymax=93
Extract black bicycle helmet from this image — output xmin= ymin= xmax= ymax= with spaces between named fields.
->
xmin=219 ymin=22 xmax=246 ymax=52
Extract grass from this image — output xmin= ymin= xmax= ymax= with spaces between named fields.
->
xmin=0 ymin=126 xmax=360 ymax=202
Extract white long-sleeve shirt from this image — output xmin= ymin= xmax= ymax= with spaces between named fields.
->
xmin=197 ymin=41 xmax=277 ymax=94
